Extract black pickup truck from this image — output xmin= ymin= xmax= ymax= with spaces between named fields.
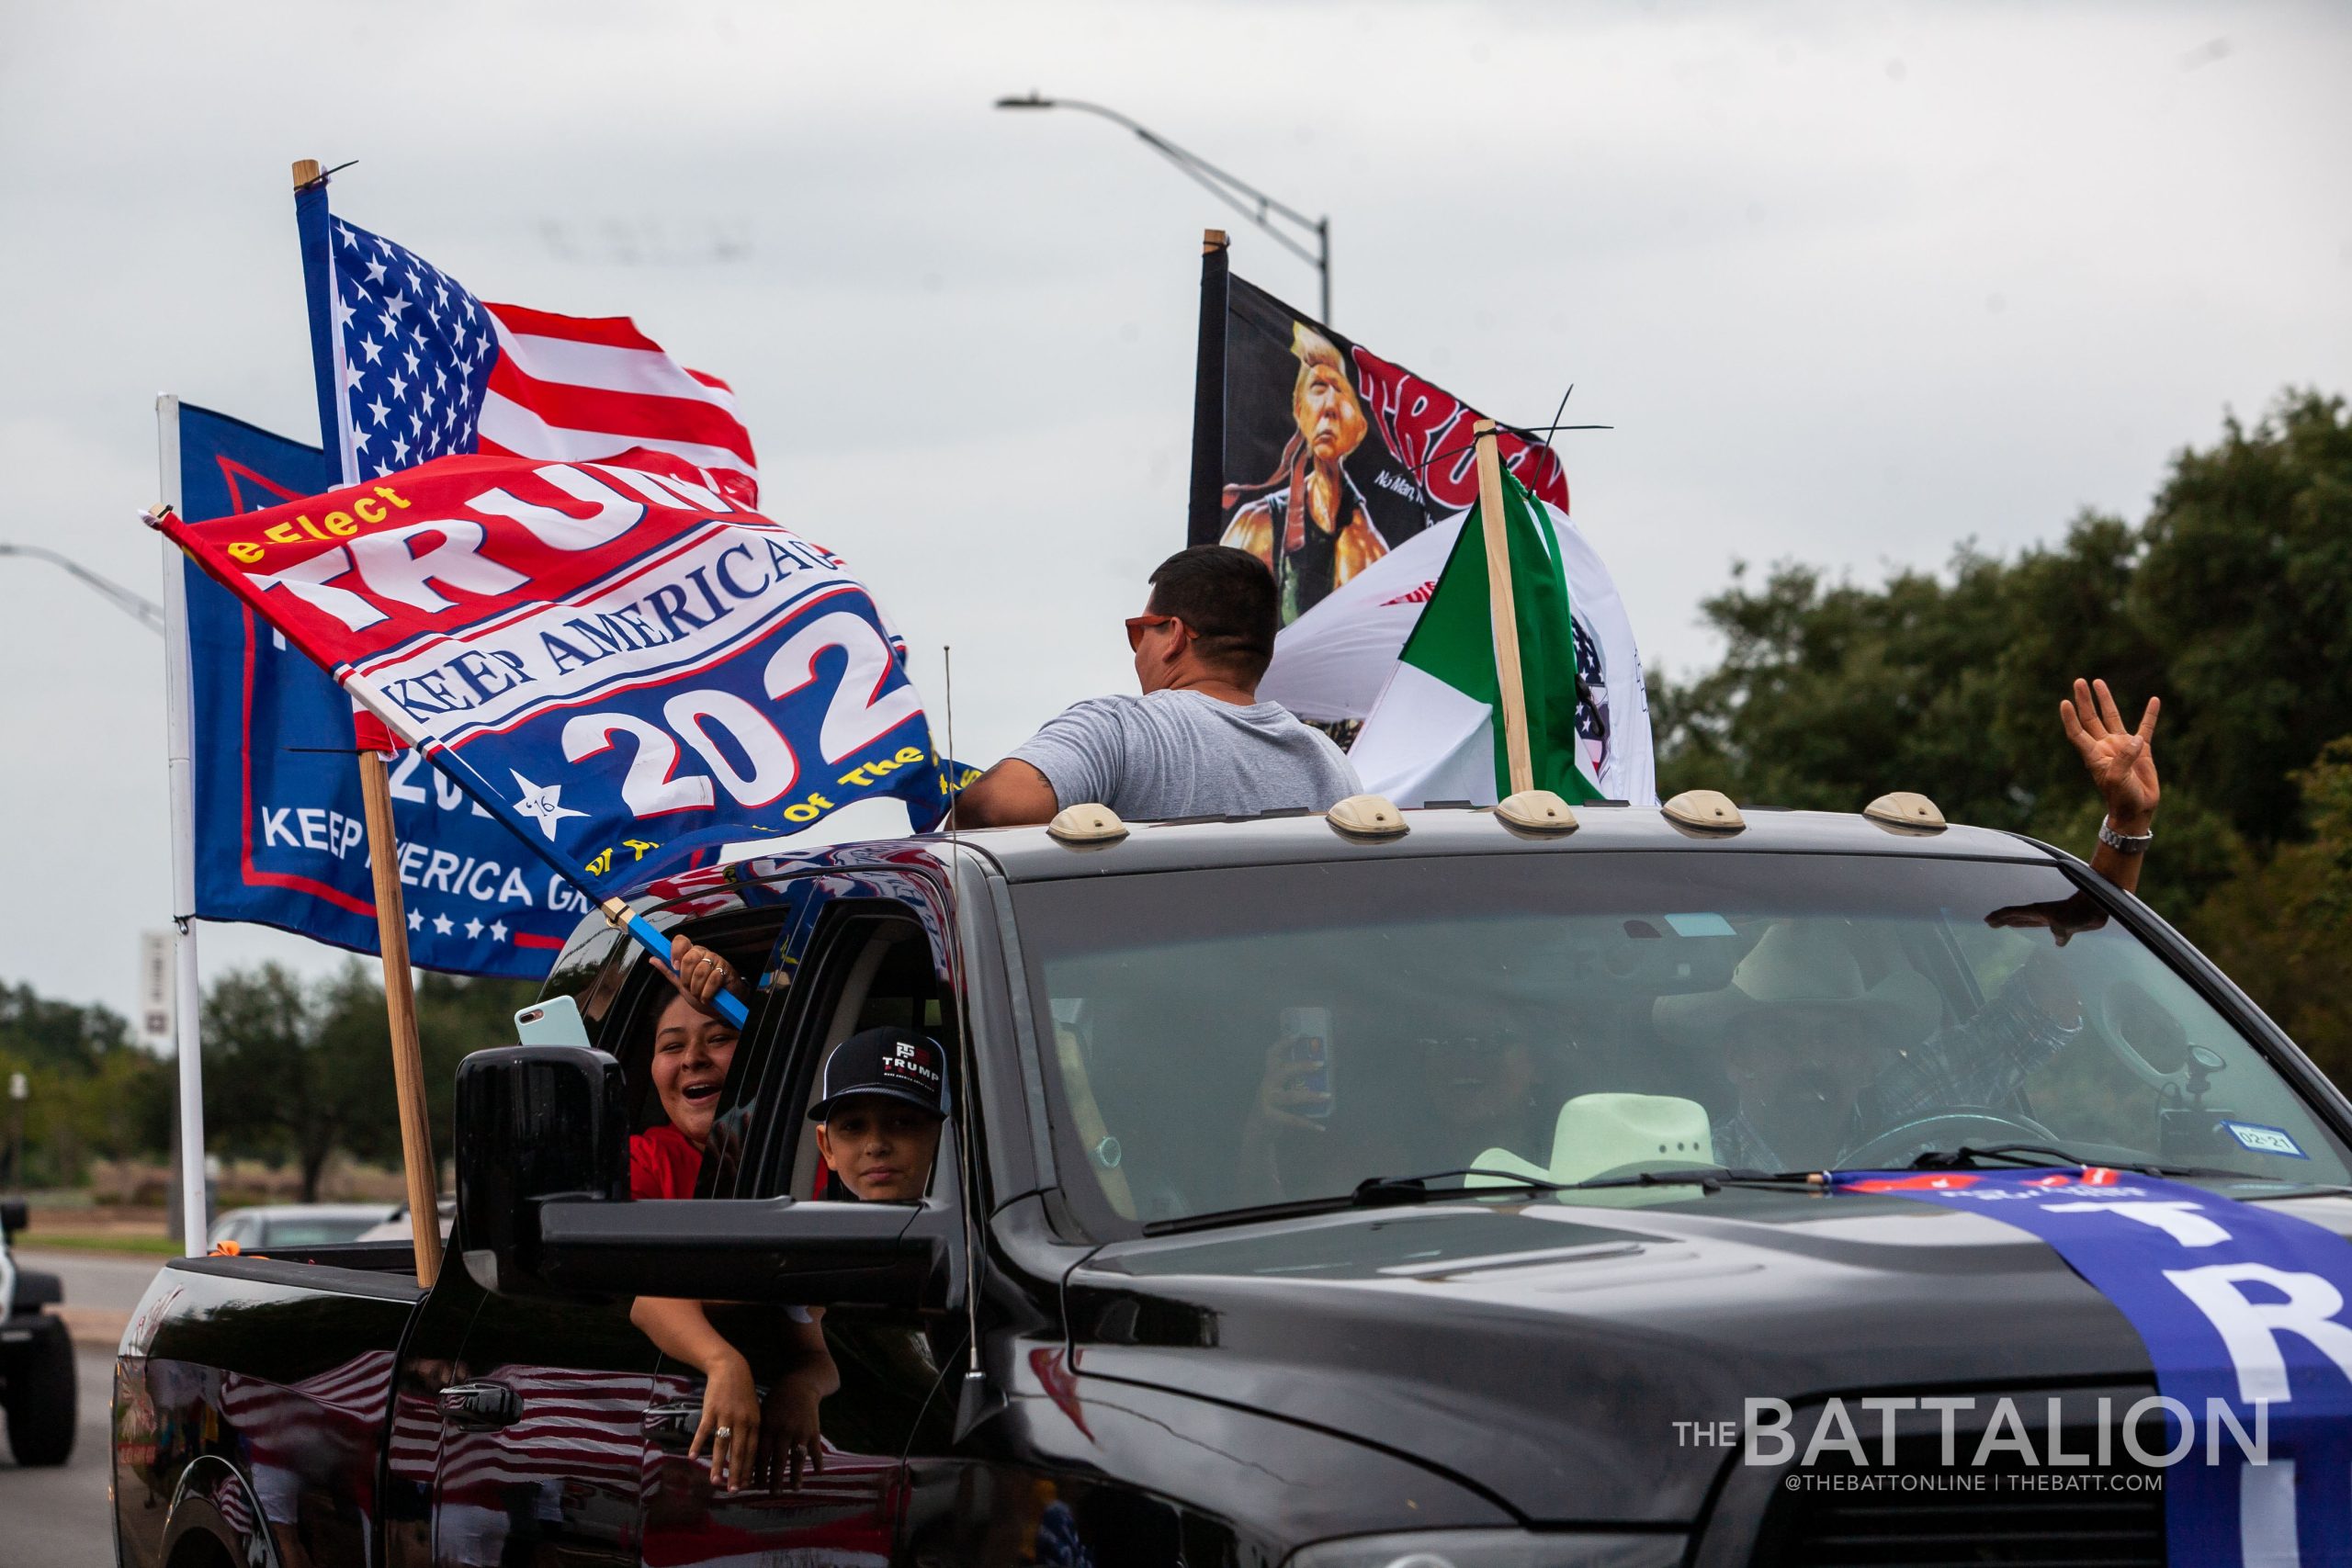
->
xmin=113 ymin=801 xmax=2352 ymax=1567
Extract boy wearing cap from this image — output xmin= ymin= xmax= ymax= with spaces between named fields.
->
xmin=808 ymin=1026 xmax=950 ymax=1201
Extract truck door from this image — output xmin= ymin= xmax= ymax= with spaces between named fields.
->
xmin=637 ymin=875 xmax=966 ymax=1567
xmin=428 ymin=906 xmax=801 ymax=1567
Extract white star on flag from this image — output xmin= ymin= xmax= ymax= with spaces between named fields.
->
xmin=510 ymin=770 xmax=588 ymax=840
xmin=464 ymin=917 xmax=483 ymax=939
xmin=407 ymin=908 xmax=423 ymax=931
xmin=365 ymin=256 xmax=388 ymax=284
xmin=432 ymin=912 xmax=454 ymax=935
xmin=490 ymin=920 xmax=509 ymax=942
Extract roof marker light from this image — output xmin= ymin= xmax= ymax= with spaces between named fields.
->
xmin=1327 ymin=794 xmax=1408 ymax=839
xmin=1863 ymin=791 xmax=1948 ymax=832
xmin=1662 ymin=790 xmax=1745 ymax=833
xmin=1046 ymin=802 xmax=1128 ymax=845
xmin=1496 ymin=789 xmax=1579 ymax=834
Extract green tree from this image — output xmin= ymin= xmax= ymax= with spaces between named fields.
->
xmin=2132 ymin=392 xmax=2352 ymax=844
xmin=0 ymin=983 xmax=172 ymax=1187
xmin=200 ymin=961 xmax=539 ymax=1199
xmin=2192 ymin=739 xmax=2352 ymax=1089
xmin=1650 ymin=389 xmax=2352 ymax=1084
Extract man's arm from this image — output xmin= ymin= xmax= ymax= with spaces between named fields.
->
xmin=949 ymin=758 xmax=1058 ymax=829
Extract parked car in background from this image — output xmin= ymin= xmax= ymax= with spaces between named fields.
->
xmin=354 ymin=1198 xmax=456 ymax=1244
xmin=206 ymin=1203 xmax=399 ymax=1251
xmin=0 ymin=1197 xmax=74 ymax=1466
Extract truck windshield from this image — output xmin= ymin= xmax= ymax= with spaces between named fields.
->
xmin=1012 ymin=852 xmax=2351 ymax=1231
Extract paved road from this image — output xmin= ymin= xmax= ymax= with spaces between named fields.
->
xmin=17 ymin=1248 xmax=171 ymax=1317
xmin=0 ymin=1342 xmax=117 ymax=1567
xmin=1 ymin=1250 xmax=173 ymax=1567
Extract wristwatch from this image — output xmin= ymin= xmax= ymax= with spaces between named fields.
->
xmin=2098 ymin=818 xmax=2154 ymax=855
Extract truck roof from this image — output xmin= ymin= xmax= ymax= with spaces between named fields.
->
xmin=956 ymin=803 xmax=2055 ymax=883
xmin=625 ymin=804 xmax=2060 ymax=903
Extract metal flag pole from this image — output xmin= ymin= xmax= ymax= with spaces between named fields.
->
xmin=156 ymin=395 xmax=210 ymax=1257
xmin=1472 ymin=419 xmax=1535 ymax=796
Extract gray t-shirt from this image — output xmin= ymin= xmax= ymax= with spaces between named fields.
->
xmin=1009 ymin=689 xmax=1362 ymax=820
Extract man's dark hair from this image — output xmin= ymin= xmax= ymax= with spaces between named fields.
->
xmin=1147 ymin=546 xmax=1279 ymax=682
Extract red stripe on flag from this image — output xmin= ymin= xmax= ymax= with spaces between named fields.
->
xmin=483 ymin=356 xmax=755 ymax=466
xmin=481 ymin=302 xmax=662 ymax=352
xmin=514 ymin=931 xmax=567 ymax=951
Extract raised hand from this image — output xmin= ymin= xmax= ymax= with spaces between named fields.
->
xmin=2060 ymin=678 xmax=2159 ymax=834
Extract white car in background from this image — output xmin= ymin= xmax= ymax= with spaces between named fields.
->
xmin=205 ymin=1202 xmax=399 ymax=1251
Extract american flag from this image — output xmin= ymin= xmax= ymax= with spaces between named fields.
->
xmin=317 ymin=212 xmax=758 ymax=502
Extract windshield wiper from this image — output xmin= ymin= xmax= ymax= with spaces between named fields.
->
xmin=1140 ymin=1166 xmax=1819 ymax=1237
xmin=1912 ymin=1143 xmax=2347 ymax=1190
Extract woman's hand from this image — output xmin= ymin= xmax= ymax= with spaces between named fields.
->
xmin=662 ymin=936 xmax=743 ymax=1016
xmin=760 ymin=1370 xmax=827 ymax=1490
xmin=688 ymin=1348 xmax=761 ymax=1493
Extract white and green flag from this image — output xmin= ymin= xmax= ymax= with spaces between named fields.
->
xmin=1338 ymin=469 xmax=1653 ymax=806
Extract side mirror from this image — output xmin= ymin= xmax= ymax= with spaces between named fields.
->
xmin=455 ymin=1045 xmax=630 ymax=1294
xmin=0 ymin=1198 xmax=26 ymax=1237
xmin=454 ymin=1043 xmax=954 ymax=1309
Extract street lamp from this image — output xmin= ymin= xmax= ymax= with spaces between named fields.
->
xmin=995 ymin=92 xmax=1333 ymax=323
xmin=0 ymin=543 xmax=165 ymax=636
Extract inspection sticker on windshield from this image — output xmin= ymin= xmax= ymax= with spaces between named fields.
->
xmin=2219 ymin=1120 xmax=2309 ymax=1159
xmin=1662 ymin=912 xmax=1736 ymax=937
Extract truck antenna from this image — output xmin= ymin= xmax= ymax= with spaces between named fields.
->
xmin=941 ymin=646 xmax=997 ymax=1435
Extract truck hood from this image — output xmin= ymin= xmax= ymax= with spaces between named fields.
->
xmin=1062 ymin=1185 xmax=2352 ymax=1523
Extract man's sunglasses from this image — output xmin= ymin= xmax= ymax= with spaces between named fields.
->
xmin=1124 ymin=613 xmax=1178 ymax=651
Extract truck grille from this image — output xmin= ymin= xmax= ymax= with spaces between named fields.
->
xmin=1773 ymin=1491 xmax=2163 ymax=1566
xmin=1757 ymin=1428 xmax=2165 ymax=1567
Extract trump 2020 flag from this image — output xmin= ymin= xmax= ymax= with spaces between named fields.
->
xmin=155 ymin=451 xmax=945 ymax=897
xmin=1347 ymin=468 xmax=1652 ymax=807
xmin=295 ymin=175 xmax=757 ymax=502
xmin=170 ymin=400 xmax=579 ymax=976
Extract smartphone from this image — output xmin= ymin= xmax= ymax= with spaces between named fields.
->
xmin=1280 ymin=1006 xmax=1335 ymax=1120
xmin=514 ymin=995 xmax=594 ymax=1050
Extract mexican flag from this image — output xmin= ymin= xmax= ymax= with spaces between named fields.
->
xmin=1346 ymin=468 xmax=1615 ymax=806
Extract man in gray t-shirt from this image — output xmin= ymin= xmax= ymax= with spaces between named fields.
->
xmin=955 ymin=546 xmax=1361 ymax=826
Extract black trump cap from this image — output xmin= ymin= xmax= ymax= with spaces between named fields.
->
xmin=807 ymin=1026 xmax=949 ymax=1122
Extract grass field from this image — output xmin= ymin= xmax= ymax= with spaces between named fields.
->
xmin=15 ymin=1231 xmax=185 ymax=1257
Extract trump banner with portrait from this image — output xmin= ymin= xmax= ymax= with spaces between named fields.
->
xmin=1189 ymin=253 xmax=1656 ymax=804
xmin=155 ymin=450 xmax=948 ymax=904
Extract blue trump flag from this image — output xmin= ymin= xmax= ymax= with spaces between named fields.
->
xmin=172 ymin=401 xmax=582 ymax=977
xmin=1838 ymin=1168 xmax=2352 ymax=1566
xmin=157 ymin=446 xmax=952 ymax=953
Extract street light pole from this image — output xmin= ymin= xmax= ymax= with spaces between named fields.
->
xmin=995 ymin=93 xmax=1333 ymax=323
xmin=7 ymin=1073 xmax=26 ymax=1195
xmin=0 ymin=543 xmax=165 ymax=636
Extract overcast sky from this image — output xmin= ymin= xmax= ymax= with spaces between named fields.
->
xmin=4 ymin=0 xmax=2347 ymax=1020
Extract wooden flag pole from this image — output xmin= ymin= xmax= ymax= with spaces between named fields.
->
xmin=307 ymin=147 xmax=438 ymax=1286
xmin=358 ymin=750 xmax=443 ymax=1287
xmin=1473 ymin=419 xmax=1535 ymax=796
